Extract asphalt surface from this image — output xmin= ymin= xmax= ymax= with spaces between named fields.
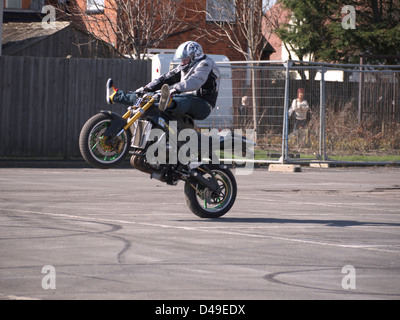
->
xmin=1 ymin=165 xmax=400 ymax=300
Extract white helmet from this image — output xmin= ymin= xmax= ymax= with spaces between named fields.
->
xmin=174 ymin=41 xmax=204 ymax=62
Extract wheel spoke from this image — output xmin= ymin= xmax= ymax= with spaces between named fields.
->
xmin=88 ymin=120 xmax=128 ymax=164
xmin=194 ymin=170 xmax=232 ymax=213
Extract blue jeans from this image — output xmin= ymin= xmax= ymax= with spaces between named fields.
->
xmin=113 ymin=90 xmax=212 ymax=120
xmin=113 ymin=90 xmax=138 ymax=105
xmin=293 ymin=119 xmax=307 ymax=132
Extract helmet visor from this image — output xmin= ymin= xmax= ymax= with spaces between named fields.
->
xmin=174 ymin=42 xmax=190 ymax=60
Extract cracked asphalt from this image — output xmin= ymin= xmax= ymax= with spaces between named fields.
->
xmin=1 ymin=165 xmax=400 ymax=300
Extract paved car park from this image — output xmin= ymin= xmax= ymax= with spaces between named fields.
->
xmin=0 ymin=165 xmax=400 ymax=300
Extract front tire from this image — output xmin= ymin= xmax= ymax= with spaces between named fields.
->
xmin=79 ymin=113 xmax=131 ymax=169
xmin=184 ymin=166 xmax=237 ymax=218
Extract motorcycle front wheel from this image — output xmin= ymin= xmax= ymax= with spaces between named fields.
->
xmin=184 ymin=166 xmax=237 ymax=218
xmin=79 ymin=113 xmax=131 ymax=169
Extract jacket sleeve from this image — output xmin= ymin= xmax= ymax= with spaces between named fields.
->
xmin=172 ymin=60 xmax=212 ymax=93
xmin=145 ymin=67 xmax=181 ymax=92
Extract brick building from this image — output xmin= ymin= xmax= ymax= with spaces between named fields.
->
xmin=3 ymin=1 xmax=272 ymax=61
xmin=66 ymin=0 xmax=249 ymax=61
xmin=154 ymin=0 xmax=247 ymax=61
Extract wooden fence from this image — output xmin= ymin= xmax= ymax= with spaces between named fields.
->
xmin=0 ymin=56 xmax=151 ymax=159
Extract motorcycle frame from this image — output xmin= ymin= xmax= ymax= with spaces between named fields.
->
xmin=121 ymin=95 xmax=156 ymax=131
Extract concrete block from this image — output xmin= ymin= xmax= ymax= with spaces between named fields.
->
xmin=268 ymin=164 xmax=302 ymax=172
xmin=309 ymin=162 xmax=331 ymax=168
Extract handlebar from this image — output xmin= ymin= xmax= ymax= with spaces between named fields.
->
xmin=127 ymin=90 xmax=161 ymax=114
xmin=133 ymin=89 xmax=161 ymax=98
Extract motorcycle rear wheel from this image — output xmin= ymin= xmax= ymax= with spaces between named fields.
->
xmin=184 ymin=166 xmax=237 ymax=218
xmin=79 ymin=113 xmax=131 ymax=169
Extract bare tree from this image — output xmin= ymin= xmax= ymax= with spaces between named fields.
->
xmin=58 ymin=0 xmax=186 ymax=59
xmin=192 ymin=0 xmax=278 ymax=140
xmin=196 ymin=0 xmax=273 ymax=61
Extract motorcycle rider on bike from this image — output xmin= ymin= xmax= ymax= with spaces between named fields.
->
xmin=106 ymin=41 xmax=220 ymax=122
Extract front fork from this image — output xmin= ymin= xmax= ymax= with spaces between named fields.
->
xmin=101 ymin=97 xmax=156 ymax=137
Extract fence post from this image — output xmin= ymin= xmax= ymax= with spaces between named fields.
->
xmin=0 ymin=0 xmax=3 ymax=56
xmin=358 ymin=55 xmax=364 ymax=124
xmin=250 ymin=63 xmax=258 ymax=143
xmin=281 ymin=60 xmax=291 ymax=163
xmin=319 ymin=66 xmax=327 ymax=160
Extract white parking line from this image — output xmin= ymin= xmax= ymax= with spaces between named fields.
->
xmin=2 ymin=207 xmax=399 ymax=255
xmin=238 ymin=196 xmax=400 ymax=213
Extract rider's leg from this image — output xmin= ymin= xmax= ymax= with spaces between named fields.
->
xmin=167 ymin=94 xmax=212 ymax=120
xmin=106 ymin=78 xmax=137 ymax=105
xmin=112 ymin=90 xmax=138 ymax=105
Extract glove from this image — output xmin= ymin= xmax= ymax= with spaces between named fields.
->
xmin=170 ymin=88 xmax=180 ymax=96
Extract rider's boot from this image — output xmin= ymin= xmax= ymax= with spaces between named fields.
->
xmin=158 ymin=84 xmax=171 ymax=112
xmin=106 ymin=78 xmax=118 ymax=104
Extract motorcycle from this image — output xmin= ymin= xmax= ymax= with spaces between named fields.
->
xmin=79 ymin=91 xmax=255 ymax=218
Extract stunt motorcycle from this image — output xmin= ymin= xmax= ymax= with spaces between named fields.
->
xmin=79 ymin=91 xmax=255 ymax=218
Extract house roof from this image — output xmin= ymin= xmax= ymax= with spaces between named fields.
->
xmin=2 ymin=21 xmax=71 ymax=56
xmin=2 ymin=21 xmax=123 ymax=58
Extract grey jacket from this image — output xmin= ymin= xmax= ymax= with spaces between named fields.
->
xmin=146 ymin=55 xmax=220 ymax=107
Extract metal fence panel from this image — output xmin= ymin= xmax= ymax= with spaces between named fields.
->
xmin=211 ymin=60 xmax=400 ymax=164
xmin=285 ymin=63 xmax=400 ymax=164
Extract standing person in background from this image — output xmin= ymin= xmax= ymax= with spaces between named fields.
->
xmin=288 ymin=88 xmax=309 ymax=132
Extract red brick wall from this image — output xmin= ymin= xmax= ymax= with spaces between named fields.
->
xmin=155 ymin=0 xmax=245 ymax=61
xmin=71 ymin=0 xmax=117 ymax=45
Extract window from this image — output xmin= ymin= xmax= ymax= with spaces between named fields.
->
xmin=5 ymin=0 xmax=23 ymax=9
xmin=206 ymin=0 xmax=235 ymax=22
xmin=30 ymin=0 xmax=44 ymax=11
xmin=87 ymin=0 xmax=105 ymax=14
xmin=4 ymin=0 xmax=44 ymax=10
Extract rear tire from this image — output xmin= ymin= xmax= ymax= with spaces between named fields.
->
xmin=184 ymin=165 xmax=237 ymax=218
xmin=79 ymin=113 xmax=131 ymax=169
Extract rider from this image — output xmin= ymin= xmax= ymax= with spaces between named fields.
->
xmin=106 ymin=41 xmax=220 ymax=121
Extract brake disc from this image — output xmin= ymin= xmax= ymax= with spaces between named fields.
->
xmin=203 ymin=185 xmax=225 ymax=205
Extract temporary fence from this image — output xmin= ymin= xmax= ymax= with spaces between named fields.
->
xmin=1 ymin=56 xmax=399 ymax=165
xmin=210 ymin=60 xmax=400 ymax=165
